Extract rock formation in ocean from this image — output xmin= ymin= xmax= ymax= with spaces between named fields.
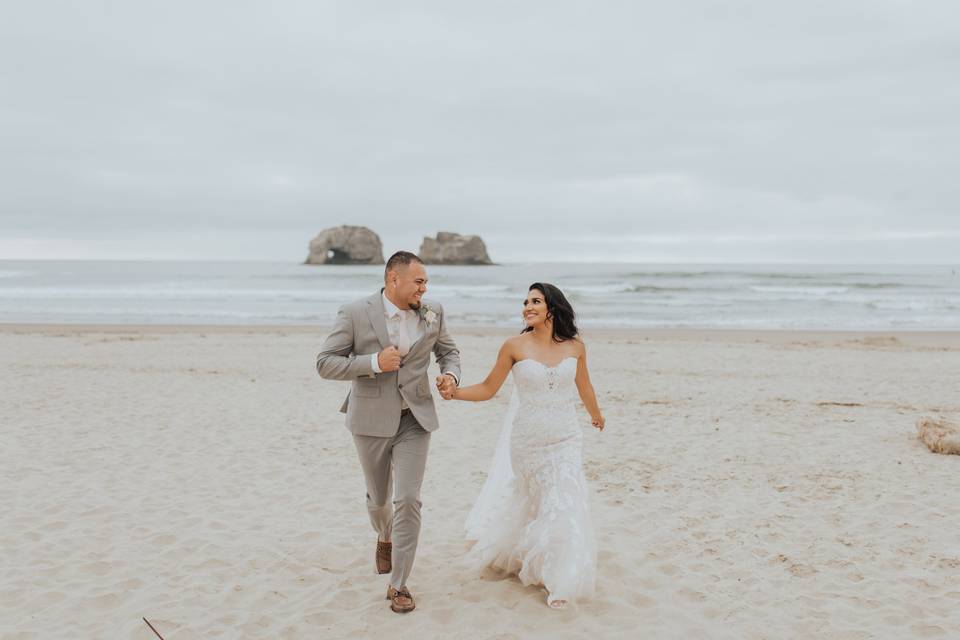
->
xmin=305 ymin=226 xmax=385 ymax=265
xmin=916 ymin=416 xmax=960 ymax=455
xmin=418 ymin=232 xmax=493 ymax=265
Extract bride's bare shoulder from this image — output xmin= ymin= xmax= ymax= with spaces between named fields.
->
xmin=571 ymin=337 xmax=587 ymax=356
xmin=501 ymin=334 xmax=527 ymax=357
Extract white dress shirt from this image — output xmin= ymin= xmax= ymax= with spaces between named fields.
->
xmin=370 ymin=293 xmax=458 ymax=383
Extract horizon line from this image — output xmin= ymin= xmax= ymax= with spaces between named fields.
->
xmin=1 ymin=257 xmax=958 ymax=267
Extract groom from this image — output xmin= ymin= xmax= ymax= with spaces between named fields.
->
xmin=316 ymin=251 xmax=461 ymax=613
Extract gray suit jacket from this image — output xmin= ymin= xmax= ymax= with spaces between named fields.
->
xmin=316 ymin=291 xmax=461 ymax=437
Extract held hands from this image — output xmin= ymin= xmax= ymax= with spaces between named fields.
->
xmin=378 ymin=345 xmax=402 ymax=372
xmin=591 ymin=414 xmax=605 ymax=431
xmin=436 ymin=374 xmax=457 ymax=400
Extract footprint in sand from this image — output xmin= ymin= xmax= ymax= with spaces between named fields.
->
xmin=772 ymin=553 xmax=818 ymax=577
xmin=677 ymin=587 xmax=708 ymax=603
xmin=79 ymin=560 xmax=112 ymax=576
xmin=910 ymin=624 xmax=946 ymax=637
xmin=149 ymin=533 xmax=178 ymax=546
xmin=428 ymin=607 xmax=457 ymax=624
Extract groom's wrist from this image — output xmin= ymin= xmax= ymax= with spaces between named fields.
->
xmin=443 ymin=372 xmax=458 ymax=386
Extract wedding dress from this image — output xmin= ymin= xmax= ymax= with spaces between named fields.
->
xmin=465 ymin=357 xmax=596 ymax=607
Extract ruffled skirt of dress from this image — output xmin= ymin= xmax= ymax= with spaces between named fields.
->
xmin=466 ymin=429 xmax=597 ymax=604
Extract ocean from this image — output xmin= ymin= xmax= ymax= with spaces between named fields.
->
xmin=0 ymin=261 xmax=957 ymax=330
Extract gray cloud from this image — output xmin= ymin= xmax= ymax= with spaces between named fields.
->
xmin=1 ymin=1 xmax=958 ymax=261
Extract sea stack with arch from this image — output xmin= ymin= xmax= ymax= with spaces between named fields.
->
xmin=304 ymin=225 xmax=385 ymax=265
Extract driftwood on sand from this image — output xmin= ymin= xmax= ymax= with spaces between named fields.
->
xmin=916 ymin=417 xmax=960 ymax=455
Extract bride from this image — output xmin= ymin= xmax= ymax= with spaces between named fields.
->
xmin=447 ymin=282 xmax=604 ymax=609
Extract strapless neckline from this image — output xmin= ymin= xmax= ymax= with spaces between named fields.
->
xmin=513 ymin=356 xmax=577 ymax=370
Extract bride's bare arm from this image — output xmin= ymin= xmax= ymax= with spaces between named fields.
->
xmin=574 ymin=342 xmax=605 ymax=430
xmin=452 ymin=340 xmax=516 ymax=402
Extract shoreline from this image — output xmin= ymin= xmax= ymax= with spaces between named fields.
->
xmin=2 ymin=322 xmax=958 ymax=346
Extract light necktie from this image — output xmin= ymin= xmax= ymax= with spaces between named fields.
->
xmin=395 ymin=310 xmax=411 ymax=357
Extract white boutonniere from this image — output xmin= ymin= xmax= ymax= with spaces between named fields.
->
xmin=420 ymin=304 xmax=438 ymax=327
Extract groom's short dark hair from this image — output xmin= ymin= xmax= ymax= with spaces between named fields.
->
xmin=385 ymin=251 xmax=423 ymax=279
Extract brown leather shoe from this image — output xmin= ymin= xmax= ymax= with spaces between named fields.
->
xmin=375 ymin=540 xmax=392 ymax=575
xmin=386 ymin=585 xmax=416 ymax=613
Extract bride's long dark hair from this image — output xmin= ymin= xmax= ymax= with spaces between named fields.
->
xmin=522 ymin=282 xmax=579 ymax=343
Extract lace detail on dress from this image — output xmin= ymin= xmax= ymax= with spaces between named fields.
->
xmin=466 ymin=357 xmax=596 ymax=605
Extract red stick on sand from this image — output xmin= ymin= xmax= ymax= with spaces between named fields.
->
xmin=142 ymin=618 xmax=165 ymax=640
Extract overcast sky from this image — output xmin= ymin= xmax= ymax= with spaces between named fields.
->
xmin=1 ymin=1 xmax=958 ymax=262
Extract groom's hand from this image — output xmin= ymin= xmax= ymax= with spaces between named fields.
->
xmin=436 ymin=374 xmax=456 ymax=399
xmin=378 ymin=346 xmax=402 ymax=372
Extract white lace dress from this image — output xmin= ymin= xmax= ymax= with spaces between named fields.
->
xmin=465 ymin=357 xmax=597 ymax=606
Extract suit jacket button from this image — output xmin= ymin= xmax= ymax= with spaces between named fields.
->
xmin=398 ymin=383 xmax=404 ymax=389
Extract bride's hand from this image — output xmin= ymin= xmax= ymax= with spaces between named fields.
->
xmin=436 ymin=374 xmax=456 ymax=400
xmin=591 ymin=415 xmax=605 ymax=431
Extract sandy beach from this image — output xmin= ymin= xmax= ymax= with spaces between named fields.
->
xmin=2 ymin=324 xmax=959 ymax=639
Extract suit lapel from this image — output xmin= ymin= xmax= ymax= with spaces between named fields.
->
xmin=365 ymin=291 xmax=391 ymax=350
xmin=406 ymin=311 xmax=436 ymax=356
